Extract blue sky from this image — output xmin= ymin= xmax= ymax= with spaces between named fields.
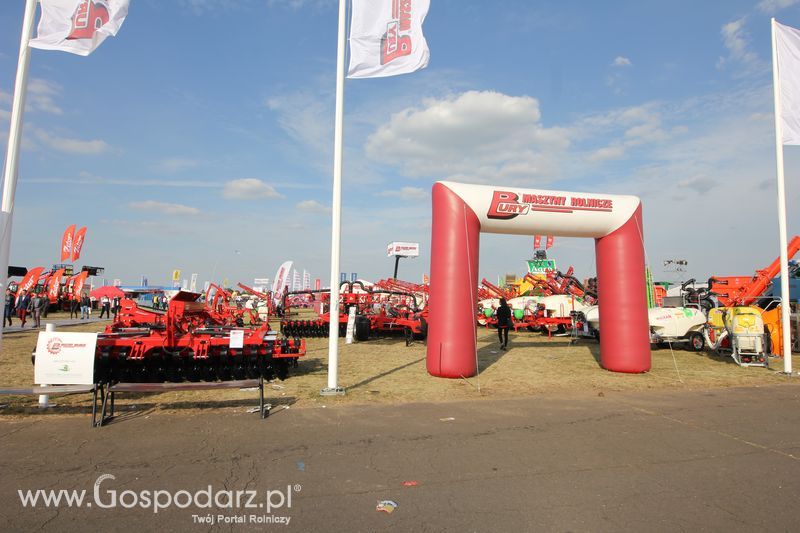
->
xmin=1 ymin=0 xmax=799 ymax=288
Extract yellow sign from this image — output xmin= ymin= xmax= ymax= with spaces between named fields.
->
xmin=172 ymin=269 xmax=181 ymax=282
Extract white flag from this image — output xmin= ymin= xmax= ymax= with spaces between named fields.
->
xmin=348 ymin=0 xmax=430 ymax=79
xmin=29 ymin=0 xmax=129 ymax=56
xmin=775 ymin=20 xmax=800 ymax=145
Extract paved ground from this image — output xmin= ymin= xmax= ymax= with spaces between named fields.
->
xmin=1 ymin=384 xmax=800 ymax=532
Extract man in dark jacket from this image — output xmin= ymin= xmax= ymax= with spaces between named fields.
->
xmin=495 ymin=298 xmax=512 ymax=350
xmin=4 ymin=288 xmax=14 ymax=327
xmin=16 ymin=290 xmax=30 ymax=327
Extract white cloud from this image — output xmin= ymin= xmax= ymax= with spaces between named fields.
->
xmin=377 ymin=187 xmax=429 ymax=200
xmin=757 ymin=0 xmax=800 ymax=13
xmin=34 ymin=129 xmax=110 ymax=154
xmin=365 ymin=91 xmax=571 ymax=184
xmin=27 ymin=79 xmax=62 ymax=115
xmin=128 ymin=200 xmax=201 ymax=216
xmin=296 ymin=199 xmax=331 ymax=213
xmin=717 ymin=17 xmax=765 ymax=75
xmin=153 ymin=157 xmax=200 ymax=173
xmin=222 ymin=178 xmax=283 ymax=199
xmin=612 ymin=56 xmax=632 ymax=67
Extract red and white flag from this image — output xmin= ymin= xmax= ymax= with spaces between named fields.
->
xmin=348 ymin=0 xmax=430 ymax=79
xmin=533 ymin=235 xmax=541 ymax=249
xmin=29 ymin=0 xmax=130 ymax=56
xmin=61 ymin=224 xmax=76 ymax=262
xmin=546 ymin=236 xmax=554 ymax=249
xmin=72 ymin=226 xmax=87 ymax=261
xmin=271 ymin=261 xmax=293 ymax=301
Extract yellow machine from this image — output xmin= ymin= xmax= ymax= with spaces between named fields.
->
xmin=706 ymin=306 xmax=769 ymax=367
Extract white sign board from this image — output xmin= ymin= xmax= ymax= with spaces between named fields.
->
xmin=34 ymin=332 xmax=97 ymax=385
xmin=345 ymin=307 xmax=357 ymax=344
xmin=387 ymin=242 xmax=420 ymax=258
xmin=229 ymin=329 xmax=245 ymax=349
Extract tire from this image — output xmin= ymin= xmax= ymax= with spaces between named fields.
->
xmin=354 ymin=315 xmax=371 ymax=341
xmin=688 ymin=331 xmax=704 ymax=352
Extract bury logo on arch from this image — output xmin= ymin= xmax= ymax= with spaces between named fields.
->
xmin=487 ymin=190 xmax=529 ymax=220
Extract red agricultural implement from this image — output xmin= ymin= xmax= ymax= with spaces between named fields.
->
xmin=708 ymin=235 xmax=800 ymax=307
xmin=95 ymin=291 xmax=305 ymax=383
xmin=280 ymin=280 xmax=428 ymax=345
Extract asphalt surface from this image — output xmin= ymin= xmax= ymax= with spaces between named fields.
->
xmin=2 ymin=384 xmax=800 ymax=532
xmin=1 ymin=316 xmax=108 ymax=333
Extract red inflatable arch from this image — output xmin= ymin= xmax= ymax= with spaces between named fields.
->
xmin=427 ymin=181 xmax=650 ymax=378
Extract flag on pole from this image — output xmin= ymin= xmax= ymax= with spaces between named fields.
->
xmin=546 ymin=236 xmax=554 ymax=249
xmin=533 ymin=235 xmax=541 ymax=249
xmin=348 ymin=0 xmax=430 ymax=78
xmin=775 ymin=20 xmax=800 ymax=144
xmin=60 ymin=224 xmax=75 ymax=262
xmin=29 ymin=0 xmax=130 ymax=56
xmin=71 ymin=226 xmax=87 ymax=261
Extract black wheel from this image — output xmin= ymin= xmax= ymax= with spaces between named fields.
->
xmin=354 ymin=315 xmax=371 ymax=341
xmin=688 ymin=332 xmax=704 ymax=352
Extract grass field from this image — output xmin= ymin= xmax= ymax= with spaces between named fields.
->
xmin=0 ymin=311 xmax=796 ymax=419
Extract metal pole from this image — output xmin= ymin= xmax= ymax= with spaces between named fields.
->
xmin=771 ymin=18 xmax=794 ymax=374
xmin=0 ymin=0 xmax=38 ymax=349
xmin=393 ymin=256 xmax=401 ymax=279
xmin=39 ymin=322 xmax=55 ymax=408
xmin=321 ymin=0 xmax=347 ymax=396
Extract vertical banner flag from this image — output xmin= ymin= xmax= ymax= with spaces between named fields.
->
xmin=348 ymin=0 xmax=431 ymax=78
xmin=315 ymin=278 xmax=321 ymax=291
xmin=61 ymin=224 xmax=76 ymax=262
xmin=546 ymin=236 xmax=554 ymax=249
xmin=292 ymin=269 xmax=302 ymax=291
xmin=72 ymin=270 xmax=89 ymax=298
xmin=48 ymin=268 xmax=65 ymax=300
xmin=533 ymin=235 xmax=541 ymax=249
xmin=71 ymin=226 xmax=87 ymax=261
xmin=775 ymin=20 xmax=800 ymax=144
xmin=271 ymin=261 xmax=293 ymax=301
xmin=18 ymin=267 xmax=45 ymax=294
xmin=29 ymin=0 xmax=130 ymax=57
xmin=303 ymin=270 xmax=311 ymax=290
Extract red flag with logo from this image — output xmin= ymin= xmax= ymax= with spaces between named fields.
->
xmin=29 ymin=0 xmax=131 ymax=57
xmin=72 ymin=271 xmax=89 ymax=299
xmin=60 ymin=224 xmax=76 ymax=262
xmin=17 ymin=266 xmax=45 ymax=294
xmin=533 ymin=235 xmax=541 ymax=249
xmin=72 ymin=226 xmax=87 ymax=261
xmin=47 ymin=268 xmax=65 ymax=302
xmin=546 ymin=236 xmax=554 ymax=249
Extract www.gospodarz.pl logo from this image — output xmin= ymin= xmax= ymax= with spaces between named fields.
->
xmin=18 ymin=474 xmax=299 ymax=524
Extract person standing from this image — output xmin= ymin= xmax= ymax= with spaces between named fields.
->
xmin=16 ymin=289 xmax=30 ymax=328
xmin=112 ymin=295 xmax=121 ymax=321
xmin=69 ymin=295 xmax=80 ymax=319
xmin=99 ymin=295 xmax=110 ymax=318
xmin=80 ymin=292 xmax=91 ymax=320
xmin=495 ymin=298 xmax=512 ymax=350
xmin=4 ymin=289 xmax=14 ymax=327
xmin=29 ymin=292 xmax=45 ymax=328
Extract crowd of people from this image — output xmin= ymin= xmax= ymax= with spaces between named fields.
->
xmin=2 ymin=289 xmax=123 ymax=328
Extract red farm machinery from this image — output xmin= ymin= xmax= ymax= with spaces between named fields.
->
xmin=279 ymin=279 xmax=428 ymax=345
xmin=94 ymin=286 xmax=306 ymax=384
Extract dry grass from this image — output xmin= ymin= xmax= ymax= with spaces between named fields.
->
xmin=0 ymin=314 xmax=796 ymax=419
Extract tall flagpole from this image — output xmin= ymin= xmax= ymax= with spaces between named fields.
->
xmin=321 ymin=0 xmax=348 ymax=395
xmin=0 ymin=0 xmax=38 ymax=345
xmin=771 ymin=18 xmax=794 ymax=375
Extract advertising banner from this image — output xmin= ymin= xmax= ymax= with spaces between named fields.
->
xmin=387 ymin=242 xmax=420 ymax=257
xmin=34 ymin=331 xmax=97 ymax=385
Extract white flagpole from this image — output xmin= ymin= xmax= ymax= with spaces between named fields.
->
xmin=322 ymin=0 xmax=348 ymax=395
xmin=771 ymin=18 xmax=794 ymax=375
xmin=0 ymin=0 xmax=38 ymax=343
